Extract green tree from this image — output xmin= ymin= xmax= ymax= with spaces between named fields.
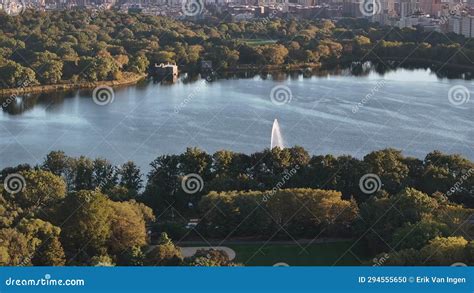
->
xmin=92 ymin=158 xmax=118 ymax=193
xmin=363 ymin=149 xmax=409 ymax=194
xmin=128 ymin=54 xmax=149 ymax=74
xmin=118 ymin=161 xmax=143 ymax=198
xmin=420 ymin=236 xmax=468 ymax=265
xmin=71 ymin=156 xmax=94 ymax=191
xmin=32 ymin=237 xmax=66 ymax=266
xmin=143 ymin=154 xmax=180 ymax=214
xmin=391 ymin=216 xmax=449 ymax=250
xmin=31 ymin=51 xmax=63 ymax=84
xmin=17 ymin=170 xmax=66 ymax=213
xmin=17 ymin=218 xmax=61 ymax=253
xmin=0 ymin=228 xmax=30 ymax=266
xmin=0 ymin=192 xmax=22 ymax=228
xmin=90 ymin=254 xmax=115 ymax=266
xmin=358 ymin=188 xmax=439 ymax=253
xmin=42 ymin=150 xmax=70 ymax=177
xmin=119 ymin=246 xmax=145 ymax=266
xmin=145 ymin=233 xmax=183 ymax=266
xmin=61 ymin=190 xmax=113 ymax=257
xmin=78 ymin=53 xmax=119 ymax=82
xmin=0 ymin=60 xmax=37 ymax=88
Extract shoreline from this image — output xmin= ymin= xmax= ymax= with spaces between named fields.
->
xmin=1 ymin=58 xmax=473 ymax=97
xmin=0 ymin=73 xmax=147 ymax=97
xmin=0 ymin=64 xmax=320 ymax=97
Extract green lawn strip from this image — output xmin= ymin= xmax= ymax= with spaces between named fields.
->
xmin=177 ymin=240 xmax=372 ymax=266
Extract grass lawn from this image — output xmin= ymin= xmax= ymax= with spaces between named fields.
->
xmin=240 ymin=39 xmax=278 ymax=46
xmin=229 ymin=241 xmax=370 ymax=266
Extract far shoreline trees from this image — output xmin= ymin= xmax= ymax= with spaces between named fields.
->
xmin=0 ymin=10 xmax=473 ymax=90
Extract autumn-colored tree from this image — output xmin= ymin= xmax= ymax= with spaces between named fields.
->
xmin=146 ymin=233 xmax=183 ymax=266
xmin=33 ymin=237 xmax=66 ymax=266
xmin=17 ymin=170 xmax=66 ymax=214
xmin=0 ymin=228 xmax=30 ymax=266
xmin=108 ymin=200 xmax=150 ymax=253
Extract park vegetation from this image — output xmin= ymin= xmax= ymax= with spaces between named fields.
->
xmin=0 ymin=147 xmax=473 ymax=266
xmin=1 ymin=10 xmax=474 ymax=90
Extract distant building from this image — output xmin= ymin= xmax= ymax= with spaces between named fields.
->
xmin=448 ymin=15 xmax=474 ymax=38
xmin=418 ymin=0 xmax=443 ymax=16
xmin=342 ymin=0 xmax=363 ymax=17
xmin=397 ymin=12 xmax=441 ymax=31
xmin=150 ymin=63 xmax=178 ymax=82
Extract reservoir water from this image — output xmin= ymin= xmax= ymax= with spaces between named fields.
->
xmin=1 ymin=67 xmax=472 ymax=172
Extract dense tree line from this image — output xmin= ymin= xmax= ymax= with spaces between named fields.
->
xmin=0 ymin=10 xmax=473 ymax=89
xmin=382 ymin=236 xmax=474 ymax=266
xmin=199 ymin=188 xmax=358 ymax=238
xmin=142 ymin=147 xmax=473 ymax=215
xmin=0 ymin=170 xmax=154 ymax=266
xmin=0 ymin=166 xmax=237 ymax=266
xmin=0 ymin=147 xmax=473 ymax=266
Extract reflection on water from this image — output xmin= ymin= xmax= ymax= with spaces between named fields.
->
xmin=2 ymin=62 xmax=472 ymax=116
xmin=1 ymin=62 xmax=472 ymax=172
xmin=1 ymin=91 xmax=74 ymax=115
